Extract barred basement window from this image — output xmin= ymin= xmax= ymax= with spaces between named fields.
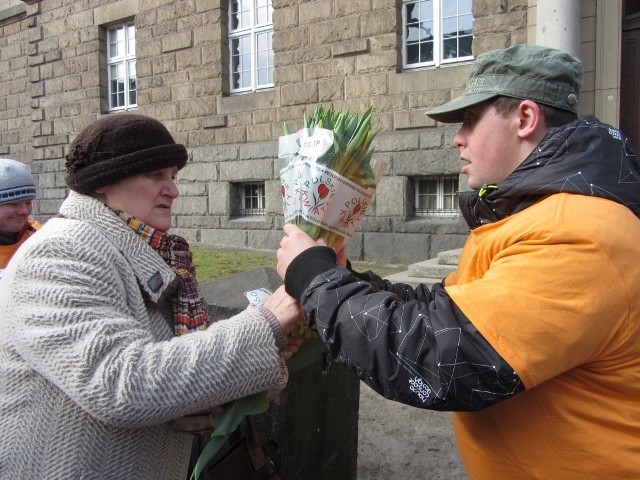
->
xmin=229 ymin=0 xmax=274 ymax=93
xmin=415 ymin=175 xmax=459 ymax=217
xmin=107 ymin=22 xmax=137 ymax=111
xmin=402 ymin=0 xmax=473 ymax=69
xmin=240 ymin=182 xmax=266 ymax=216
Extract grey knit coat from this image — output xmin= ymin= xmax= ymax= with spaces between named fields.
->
xmin=0 ymin=191 xmax=288 ymax=480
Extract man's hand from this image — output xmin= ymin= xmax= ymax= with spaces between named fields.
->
xmin=276 ymin=224 xmax=323 ymax=278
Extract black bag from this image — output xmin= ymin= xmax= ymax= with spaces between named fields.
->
xmin=197 ymin=416 xmax=280 ymax=480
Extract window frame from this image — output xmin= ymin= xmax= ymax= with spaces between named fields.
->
xmin=228 ymin=0 xmax=274 ymax=94
xmin=106 ymin=21 xmax=137 ymax=112
xmin=237 ymin=181 xmax=266 ymax=216
xmin=402 ymin=0 xmax=474 ymax=70
xmin=414 ymin=175 xmax=460 ymax=217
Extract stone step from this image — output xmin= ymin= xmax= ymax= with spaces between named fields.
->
xmin=437 ymin=248 xmax=462 ymax=266
xmin=383 ymin=271 xmax=442 ymax=289
xmin=382 ymin=248 xmax=462 ymax=289
xmin=407 ymin=257 xmax=457 ymax=279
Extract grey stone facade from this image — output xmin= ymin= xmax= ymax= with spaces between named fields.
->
xmin=0 ymin=0 xmax=602 ymax=264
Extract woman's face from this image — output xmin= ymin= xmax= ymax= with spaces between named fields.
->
xmin=96 ymin=167 xmax=179 ymax=232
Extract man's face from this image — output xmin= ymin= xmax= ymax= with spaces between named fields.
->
xmin=0 ymin=200 xmax=33 ymax=233
xmin=453 ymin=101 xmax=523 ymax=190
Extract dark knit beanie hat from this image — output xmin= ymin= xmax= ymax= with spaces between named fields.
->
xmin=65 ymin=114 xmax=188 ymax=194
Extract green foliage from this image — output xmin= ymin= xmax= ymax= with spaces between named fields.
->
xmin=191 ymin=246 xmax=276 ymax=283
xmin=191 ymin=245 xmax=405 ymax=284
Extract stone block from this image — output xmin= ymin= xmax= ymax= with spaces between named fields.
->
xmin=247 ymin=229 xmax=285 ymax=250
xmin=220 ymin=158 xmax=273 ymax=181
xmin=345 ymin=72 xmax=388 ymax=98
xmin=355 ymin=50 xmax=397 ymax=74
xmin=200 ymin=228 xmax=248 ymax=248
xmin=393 ymin=148 xmax=460 ymax=176
xmin=280 ymin=81 xmax=318 ymax=106
xmin=363 ymin=232 xmax=431 ymax=264
xmin=333 ymin=38 xmax=368 ymax=57
xmin=171 ymin=196 xmax=208 ymax=215
xmin=299 ymin=0 xmax=332 ymax=24
xmin=375 ymin=176 xmax=407 ymax=216
xmin=318 ymin=77 xmax=344 ymax=102
xmin=208 ymin=181 xmax=230 ymax=215
xmin=335 ymin=0 xmax=371 ymax=17
xmin=394 ymin=109 xmax=434 ymax=130
xmin=360 ymin=8 xmax=397 ymax=36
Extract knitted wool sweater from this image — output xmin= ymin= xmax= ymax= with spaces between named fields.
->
xmin=0 ymin=191 xmax=288 ymax=480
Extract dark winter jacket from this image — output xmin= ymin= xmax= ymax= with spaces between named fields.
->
xmin=284 ymin=116 xmax=640 ymax=411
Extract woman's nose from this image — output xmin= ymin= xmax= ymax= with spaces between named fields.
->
xmin=163 ymin=180 xmax=180 ymax=199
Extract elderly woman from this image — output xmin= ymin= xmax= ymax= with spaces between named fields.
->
xmin=0 ymin=114 xmax=302 ymax=480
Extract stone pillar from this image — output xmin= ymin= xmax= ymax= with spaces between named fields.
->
xmin=536 ymin=0 xmax=582 ymax=58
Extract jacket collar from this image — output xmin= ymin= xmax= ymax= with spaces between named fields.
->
xmin=59 ymin=191 xmax=178 ymax=304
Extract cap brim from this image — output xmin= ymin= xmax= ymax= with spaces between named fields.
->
xmin=425 ymin=92 xmax=498 ymax=123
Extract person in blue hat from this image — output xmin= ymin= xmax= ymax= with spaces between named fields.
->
xmin=276 ymin=44 xmax=640 ymax=478
xmin=0 ymin=158 xmax=40 ymax=272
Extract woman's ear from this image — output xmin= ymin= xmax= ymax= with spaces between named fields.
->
xmin=516 ymin=100 xmax=545 ymax=141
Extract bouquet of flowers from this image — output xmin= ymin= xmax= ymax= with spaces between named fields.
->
xmin=279 ymin=106 xmax=386 ymax=336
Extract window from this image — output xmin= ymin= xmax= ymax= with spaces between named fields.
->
xmin=415 ymin=175 xmax=459 ymax=217
xmin=239 ymin=182 xmax=266 ymax=216
xmin=229 ymin=0 xmax=274 ymax=93
xmin=107 ymin=22 xmax=137 ymax=111
xmin=402 ymin=0 xmax=473 ymax=69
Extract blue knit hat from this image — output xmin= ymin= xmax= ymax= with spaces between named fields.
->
xmin=0 ymin=159 xmax=37 ymax=205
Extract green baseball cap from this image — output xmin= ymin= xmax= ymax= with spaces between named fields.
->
xmin=425 ymin=44 xmax=583 ymax=123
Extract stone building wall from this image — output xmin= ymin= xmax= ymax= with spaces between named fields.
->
xmin=1 ymin=0 xmax=596 ymax=265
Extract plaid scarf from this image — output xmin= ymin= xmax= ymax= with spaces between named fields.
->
xmin=114 ymin=209 xmax=208 ymax=335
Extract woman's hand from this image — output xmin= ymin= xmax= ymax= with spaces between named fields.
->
xmin=262 ymin=285 xmax=303 ymax=336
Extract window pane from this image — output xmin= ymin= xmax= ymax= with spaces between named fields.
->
xmin=459 ymin=13 xmax=472 ymax=35
xmin=240 ymin=182 xmax=265 ymax=215
xmin=442 ymin=1 xmax=456 ymax=17
xmin=255 ymin=0 xmax=272 ymax=25
xmin=459 ymin=35 xmax=473 ymax=57
xmin=443 ymin=17 xmax=457 ymax=38
xmin=420 ymin=0 xmax=433 ymax=21
xmin=107 ymin=23 xmax=136 ymax=111
xmin=127 ymin=25 xmax=136 ymax=55
xmin=415 ymin=176 xmax=459 ymax=217
xmin=229 ymin=0 xmax=274 ymax=92
xmin=420 ymin=40 xmax=433 ymax=63
xmin=230 ymin=0 xmax=251 ymax=30
xmin=108 ymin=27 xmax=122 ymax=58
xmin=256 ymin=31 xmax=273 ymax=86
xmin=128 ymin=60 xmax=137 ymax=105
xmin=403 ymin=0 xmax=472 ymax=66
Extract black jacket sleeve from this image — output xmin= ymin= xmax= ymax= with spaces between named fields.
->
xmin=285 ymin=247 xmax=524 ymax=411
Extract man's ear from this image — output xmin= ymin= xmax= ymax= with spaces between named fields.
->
xmin=516 ymin=100 xmax=545 ymax=140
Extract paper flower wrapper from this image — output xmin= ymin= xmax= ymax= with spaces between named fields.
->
xmin=279 ymin=107 xmax=386 ymax=249
xmin=279 ymin=107 xmax=386 ymax=337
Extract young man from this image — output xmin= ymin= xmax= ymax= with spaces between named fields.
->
xmin=0 ymin=158 xmax=40 ymax=272
xmin=276 ymin=44 xmax=640 ymax=478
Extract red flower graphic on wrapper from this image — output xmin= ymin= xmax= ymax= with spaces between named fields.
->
xmin=280 ymin=182 xmax=294 ymax=210
xmin=339 ymin=201 xmax=366 ymax=229
xmin=304 ymin=181 xmax=333 ymax=215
